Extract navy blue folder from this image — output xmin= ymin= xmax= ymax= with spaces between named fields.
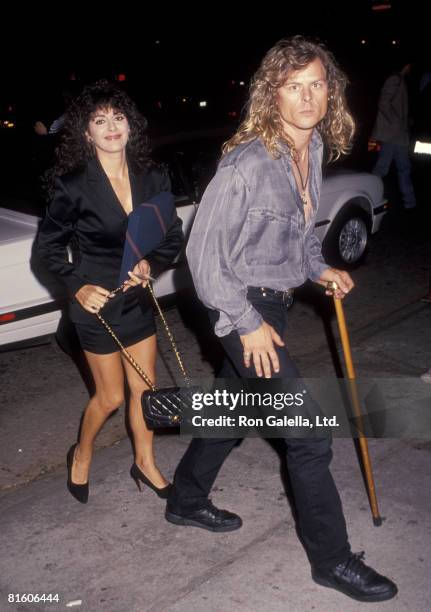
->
xmin=118 ymin=191 xmax=175 ymax=285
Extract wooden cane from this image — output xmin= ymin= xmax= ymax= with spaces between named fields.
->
xmin=327 ymin=281 xmax=383 ymax=526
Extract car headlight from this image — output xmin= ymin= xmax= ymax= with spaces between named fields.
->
xmin=414 ymin=141 xmax=431 ymax=155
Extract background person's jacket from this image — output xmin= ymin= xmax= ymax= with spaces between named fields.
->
xmin=371 ymin=73 xmax=410 ymax=146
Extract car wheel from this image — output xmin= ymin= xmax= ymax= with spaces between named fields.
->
xmin=322 ymin=205 xmax=370 ymax=268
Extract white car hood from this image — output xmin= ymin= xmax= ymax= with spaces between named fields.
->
xmin=0 ymin=208 xmax=39 ymax=267
xmin=322 ymin=172 xmax=384 ymax=201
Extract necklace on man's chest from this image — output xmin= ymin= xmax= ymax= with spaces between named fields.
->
xmin=291 ymin=150 xmax=310 ymax=208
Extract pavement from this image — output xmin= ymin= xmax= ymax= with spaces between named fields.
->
xmin=1 ymin=209 xmax=431 ymax=611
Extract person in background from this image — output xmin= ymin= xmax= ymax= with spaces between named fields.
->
xmin=371 ymin=55 xmax=416 ymax=210
xmin=34 ymin=86 xmax=78 ymax=137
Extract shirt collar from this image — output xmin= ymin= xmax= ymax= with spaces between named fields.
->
xmin=277 ymin=128 xmax=323 ymax=157
xmin=310 ymin=129 xmax=323 ymax=153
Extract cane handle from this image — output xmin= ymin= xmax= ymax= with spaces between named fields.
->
xmin=326 ymin=280 xmax=339 ymax=292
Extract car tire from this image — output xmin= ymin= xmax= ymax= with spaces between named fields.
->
xmin=322 ymin=205 xmax=370 ymax=268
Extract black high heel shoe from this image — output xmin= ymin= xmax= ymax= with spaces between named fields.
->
xmin=130 ymin=463 xmax=171 ymax=499
xmin=67 ymin=444 xmax=89 ymax=504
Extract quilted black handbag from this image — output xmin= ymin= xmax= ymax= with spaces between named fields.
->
xmin=97 ymin=283 xmax=198 ymax=428
xmin=141 ymin=386 xmax=200 ymax=429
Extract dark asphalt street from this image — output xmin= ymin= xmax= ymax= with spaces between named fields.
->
xmin=0 ymin=175 xmax=430 ymax=611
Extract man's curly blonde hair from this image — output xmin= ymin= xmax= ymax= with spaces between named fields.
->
xmin=223 ymin=35 xmax=355 ymax=161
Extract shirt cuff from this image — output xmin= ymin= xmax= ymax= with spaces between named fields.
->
xmin=308 ymin=260 xmax=330 ymax=282
xmin=233 ymin=305 xmax=264 ymax=336
xmin=64 ymin=274 xmax=87 ymax=298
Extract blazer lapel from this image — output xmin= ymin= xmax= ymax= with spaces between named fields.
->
xmin=129 ymin=165 xmax=153 ymax=210
xmin=129 ymin=168 xmax=143 ymax=212
xmin=86 ymin=157 xmax=127 ymax=220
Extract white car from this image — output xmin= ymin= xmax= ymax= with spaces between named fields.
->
xmin=317 ymin=169 xmax=387 ymax=265
xmin=0 ymin=134 xmax=387 ymax=349
xmin=0 ymin=204 xmax=196 ymax=349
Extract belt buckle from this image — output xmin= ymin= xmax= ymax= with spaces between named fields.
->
xmin=282 ymin=289 xmax=293 ymax=306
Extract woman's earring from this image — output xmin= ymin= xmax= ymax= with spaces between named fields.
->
xmin=86 ymin=136 xmax=95 ymax=155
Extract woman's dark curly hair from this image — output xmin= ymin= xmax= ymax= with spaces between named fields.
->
xmin=44 ymin=80 xmax=151 ymax=198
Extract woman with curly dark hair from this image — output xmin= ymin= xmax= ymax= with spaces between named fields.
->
xmin=37 ymin=81 xmax=183 ymax=503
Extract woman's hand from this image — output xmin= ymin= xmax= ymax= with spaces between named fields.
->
xmin=75 ymin=285 xmax=111 ymax=314
xmin=123 ymin=259 xmax=152 ymax=292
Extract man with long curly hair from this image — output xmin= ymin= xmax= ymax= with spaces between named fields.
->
xmin=166 ymin=36 xmax=397 ymax=603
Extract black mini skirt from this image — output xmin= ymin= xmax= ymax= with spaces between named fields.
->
xmin=74 ymin=289 xmax=156 ymax=354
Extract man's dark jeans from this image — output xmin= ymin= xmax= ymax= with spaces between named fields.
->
xmin=168 ymin=288 xmax=351 ymax=569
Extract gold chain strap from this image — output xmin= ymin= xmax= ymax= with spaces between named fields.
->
xmin=96 ymin=282 xmax=190 ymax=390
xmin=146 ymin=283 xmax=190 ymax=384
xmin=96 ymin=312 xmax=156 ymax=390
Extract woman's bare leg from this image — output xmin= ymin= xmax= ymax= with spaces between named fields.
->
xmin=121 ymin=334 xmax=168 ymax=488
xmin=72 ymin=350 xmax=125 ymax=484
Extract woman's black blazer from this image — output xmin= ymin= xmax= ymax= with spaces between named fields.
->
xmin=37 ymin=157 xmax=184 ymax=325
